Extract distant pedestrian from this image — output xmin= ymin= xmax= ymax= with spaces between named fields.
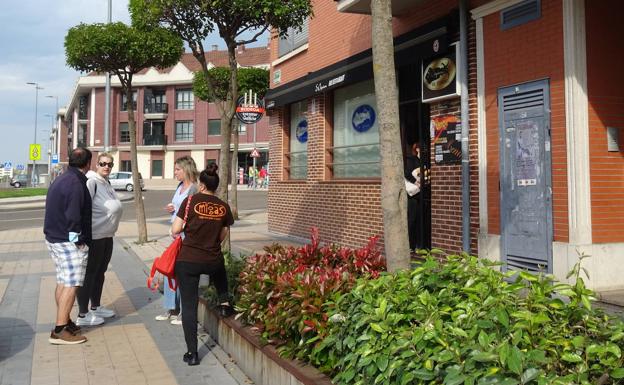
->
xmin=258 ymin=166 xmax=268 ymax=188
xmin=171 ymin=162 xmax=234 ymax=366
xmin=76 ymin=153 xmax=123 ymax=326
xmin=156 ymin=156 xmax=198 ymax=325
xmin=44 ymin=147 xmax=92 ymax=345
xmin=247 ymin=165 xmax=257 ymax=189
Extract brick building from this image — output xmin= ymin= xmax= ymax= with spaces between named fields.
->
xmin=55 ymin=45 xmax=270 ymax=180
xmin=265 ymin=0 xmax=624 ymax=290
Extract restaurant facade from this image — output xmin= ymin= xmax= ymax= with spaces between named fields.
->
xmin=265 ymin=0 xmax=624 ymax=290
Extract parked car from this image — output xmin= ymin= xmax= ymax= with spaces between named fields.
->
xmin=9 ymin=174 xmax=29 ymax=188
xmin=108 ymin=172 xmax=144 ymax=192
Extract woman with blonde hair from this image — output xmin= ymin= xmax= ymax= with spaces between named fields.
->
xmin=155 ymin=155 xmax=198 ymax=325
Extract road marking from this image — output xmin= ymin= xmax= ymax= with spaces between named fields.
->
xmin=0 ymin=217 xmax=44 ymax=222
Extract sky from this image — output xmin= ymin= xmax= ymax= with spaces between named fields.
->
xmin=0 ymin=1 xmax=268 ymax=169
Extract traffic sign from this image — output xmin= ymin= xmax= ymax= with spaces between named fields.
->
xmin=3 ymin=162 xmax=11 ymax=170
xmin=51 ymin=154 xmax=59 ymax=164
xmin=16 ymin=164 xmax=25 ymax=171
xmin=29 ymin=144 xmax=41 ymax=161
xmin=250 ymin=148 xmax=260 ymax=158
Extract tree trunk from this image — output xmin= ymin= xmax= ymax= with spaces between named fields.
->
xmin=125 ymin=85 xmax=149 ymax=244
xmin=371 ymin=0 xmax=410 ymax=272
xmin=215 ymin=42 xmax=239 ymax=200
xmin=230 ymin=119 xmax=239 ymax=220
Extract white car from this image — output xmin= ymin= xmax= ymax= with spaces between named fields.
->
xmin=108 ymin=172 xmax=145 ymax=192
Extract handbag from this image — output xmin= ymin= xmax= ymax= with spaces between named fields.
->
xmin=147 ymin=195 xmax=192 ymax=291
xmin=405 ymin=179 xmax=420 ymax=196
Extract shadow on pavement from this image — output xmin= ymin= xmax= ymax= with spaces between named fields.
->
xmin=0 ymin=317 xmax=34 ymax=363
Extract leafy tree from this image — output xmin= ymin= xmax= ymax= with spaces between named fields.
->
xmin=130 ymin=0 xmax=312 ymax=200
xmin=371 ymin=0 xmax=410 ymax=271
xmin=65 ymin=22 xmax=184 ymax=243
xmin=193 ymin=67 xmax=269 ymax=218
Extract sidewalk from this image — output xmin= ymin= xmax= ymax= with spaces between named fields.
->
xmin=0 ymin=221 xmax=254 ymax=385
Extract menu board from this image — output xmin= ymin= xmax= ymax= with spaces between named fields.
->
xmin=431 ymin=116 xmax=462 ymax=165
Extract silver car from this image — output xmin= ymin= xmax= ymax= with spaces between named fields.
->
xmin=108 ymin=172 xmax=145 ymax=192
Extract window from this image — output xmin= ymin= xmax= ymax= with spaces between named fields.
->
xmin=78 ymin=95 xmax=89 ymax=120
xmin=288 ymin=101 xmax=307 ymax=179
xmin=120 ymin=160 xmax=132 ymax=172
xmin=77 ymin=123 xmax=88 ymax=147
xmin=152 ymin=160 xmax=163 ymax=177
xmin=501 ymin=0 xmax=540 ymax=30
xmin=175 ymin=121 xmax=194 ymax=142
xmin=278 ymin=18 xmax=309 ymax=57
xmin=208 ymin=119 xmax=221 ymax=136
xmin=332 ymin=80 xmax=380 ymax=178
xmin=120 ymin=122 xmax=130 ymax=143
xmin=176 ymin=89 xmax=194 ymax=110
xmin=145 ymin=89 xmax=167 ymax=113
xmin=238 ymin=123 xmax=247 ymax=134
xmin=121 ymin=91 xmax=137 ymax=111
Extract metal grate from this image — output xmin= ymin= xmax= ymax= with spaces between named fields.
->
xmin=502 ymin=89 xmax=544 ymax=112
xmin=501 ymin=0 xmax=541 ymax=30
xmin=507 ymin=254 xmax=548 ymax=273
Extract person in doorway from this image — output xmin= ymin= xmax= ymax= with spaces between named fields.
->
xmin=76 ymin=153 xmax=123 ymax=326
xmin=156 ymin=156 xmax=198 ymax=325
xmin=172 ymin=163 xmax=235 ymax=366
xmin=44 ymin=147 xmax=92 ymax=345
xmin=405 ymin=141 xmax=423 ymax=252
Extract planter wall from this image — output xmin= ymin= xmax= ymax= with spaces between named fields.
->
xmin=198 ymin=298 xmax=334 ymax=385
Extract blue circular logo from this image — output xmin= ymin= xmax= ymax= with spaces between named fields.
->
xmin=296 ymin=119 xmax=308 ymax=143
xmin=352 ymin=104 xmax=376 ymax=133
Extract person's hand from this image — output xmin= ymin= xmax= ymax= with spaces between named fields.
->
xmin=165 ymin=203 xmax=175 ymax=213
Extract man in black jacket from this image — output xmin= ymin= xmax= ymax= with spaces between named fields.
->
xmin=44 ymin=147 xmax=92 ymax=345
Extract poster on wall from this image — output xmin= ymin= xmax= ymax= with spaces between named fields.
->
xmin=422 ymin=43 xmax=460 ymax=103
xmin=431 ymin=115 xmax=462 ymax=164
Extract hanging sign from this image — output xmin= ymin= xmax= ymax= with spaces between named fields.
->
xmin=235 ymin=90 xmax=265 ymax=124
xmin=431 ymin=115 xmax=462 ymax=165
xmin=422 ymin=43 xmax=461 ymax=103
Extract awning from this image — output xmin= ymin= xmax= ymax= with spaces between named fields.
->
xmin=265 ymin=14 xmax=455 ymax=109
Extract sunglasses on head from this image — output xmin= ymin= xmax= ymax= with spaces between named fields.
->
xmin=98 ymin=162 xmax=114 ymax=168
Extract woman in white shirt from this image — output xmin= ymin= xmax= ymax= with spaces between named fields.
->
xmin=76 ymin=153 xmax=123 ymax=326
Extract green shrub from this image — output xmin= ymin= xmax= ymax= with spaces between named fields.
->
xmin=312 ymin=252 xmax=624 ymax=384
xmin=201 ymin=251 xmax=247 ymax=306
xmin=235 ymin=228 xmax=386 ymax=360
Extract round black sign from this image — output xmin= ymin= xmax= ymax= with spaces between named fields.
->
xmin=235 ymin=96 xmax=265 ymax=124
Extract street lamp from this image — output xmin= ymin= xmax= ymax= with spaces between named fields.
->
xmin=27 ymin=82 xmax=44 ymax=186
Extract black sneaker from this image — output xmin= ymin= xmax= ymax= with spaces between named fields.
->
xmin=218 ymin=304 xmax=234 ymax=318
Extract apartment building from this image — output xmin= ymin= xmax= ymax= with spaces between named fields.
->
xmin=56 ymin=45 xmax=270 ymax=180
xmin=265 ymin=0 xmax=624 ymax=289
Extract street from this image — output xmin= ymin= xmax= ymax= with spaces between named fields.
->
xmin=0 ymin=189 xmax=267 ymax=231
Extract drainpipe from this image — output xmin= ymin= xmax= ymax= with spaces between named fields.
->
xmin=460 ymin=0 xmax=471 ymax=253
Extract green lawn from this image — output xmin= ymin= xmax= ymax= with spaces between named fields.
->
xmin=0 ymin=188 xmax=48 ymax=199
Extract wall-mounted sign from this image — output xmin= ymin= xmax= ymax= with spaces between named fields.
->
xmin=235 ymin=90 xmax=265 ymax=124
xmin=431 ymin=115 xmax=461 ymax=164
xmin=422 ymin=43 xmax=460 ymax=103
xmin=296 ymin=119 xmax=308 ymax=143
xmin=51 ymin=154 xmax=59 ymax=164
xmin=273 ymin=69 xmax=282 ymax=85
xmin=314 ymin=74 xmax=346 ymax=94
xmin=352 ymin=104 xmax=376 ymax=133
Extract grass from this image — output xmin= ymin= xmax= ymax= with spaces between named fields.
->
xmin=0 ymin=188 xmax=48 ymax=199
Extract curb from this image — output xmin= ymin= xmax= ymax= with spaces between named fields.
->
xmin=0 ymin=192 xmax=134 ymax=210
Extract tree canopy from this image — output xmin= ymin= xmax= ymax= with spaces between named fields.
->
xmin=65 ymin=22 xmax=184 ymax=85
xmin=193 ymin=67 xmax=269 ymax=102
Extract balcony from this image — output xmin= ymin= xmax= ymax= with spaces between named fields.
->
xmin=144 ymin=103 xmax=168 ymax=119
xmin=335 ymin=0 xmax=423 ymax=15
xmin=143 ymin=134 xmax=167 ymax=146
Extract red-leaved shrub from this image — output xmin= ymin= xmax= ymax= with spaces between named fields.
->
xmin=235 ymin=228 xmax=385 ymax=359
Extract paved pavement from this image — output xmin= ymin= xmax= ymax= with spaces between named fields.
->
xmin=0 ymin=187 xmax=305 ymax=385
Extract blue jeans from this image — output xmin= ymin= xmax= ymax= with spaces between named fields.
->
xmin=163 ymin=278 xmax=180 ymax=314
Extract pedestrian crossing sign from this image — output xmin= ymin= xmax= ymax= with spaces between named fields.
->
xmin=29 ymin=144 xmax=41 ymax=161
xmin=250 ymin=148 xmax=260 ymax=158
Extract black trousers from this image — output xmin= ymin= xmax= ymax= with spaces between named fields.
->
xmin=176 ymin=260 xmax=229 ymax=353
xmin=407 ymin=195 xmax=423 ymax=251
xmin=77 ymin=237 xmax=113 ymax=314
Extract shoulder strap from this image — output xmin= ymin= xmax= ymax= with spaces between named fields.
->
xmin=183 ymin=194 xmax=193 ymax=224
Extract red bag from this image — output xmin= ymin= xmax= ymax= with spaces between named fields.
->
xmin=147 ymin=195 xmax=192 ymax=291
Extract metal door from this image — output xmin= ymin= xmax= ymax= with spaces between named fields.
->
xmin=498 ymin=79 xmax=553 ymax=273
